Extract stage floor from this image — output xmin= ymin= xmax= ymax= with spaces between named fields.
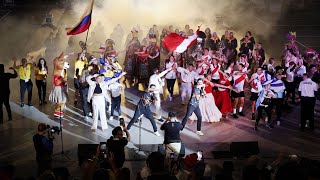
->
xmin=1 ymin=82 xmax=320 ymax=179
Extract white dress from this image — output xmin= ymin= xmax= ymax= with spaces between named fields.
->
xmin=189 ymin=85 xmax=222 ymax=122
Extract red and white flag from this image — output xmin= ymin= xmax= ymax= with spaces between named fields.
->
xmin=162 ymin=29 xmax=199 ymax=53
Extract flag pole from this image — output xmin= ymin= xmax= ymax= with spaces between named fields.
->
xmin=84 ymin=27 xmax=90 ymax=47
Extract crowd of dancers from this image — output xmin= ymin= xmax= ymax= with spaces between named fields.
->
xmin=2 ymin=24 xmax=319 ymax=135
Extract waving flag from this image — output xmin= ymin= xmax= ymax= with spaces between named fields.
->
xmin=66 ymin=0 xmax=94 ymax=35
xmin=162 ymin=29 xmax=199 ymax=53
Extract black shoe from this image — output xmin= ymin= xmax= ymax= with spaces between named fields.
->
xmin=238 ymin=112 xmax=245 ymax=116
xmin=27 ymin=102 xmax=33 ymax=106
xmin=20 ymin=103 xmax=24 ymax=107
xmin=74 ymin=100 xmax=77 ymax=106
xmin=40 ymin=101 xmax=43 ymax=105
xmin=266 ymin=123 xmax=274 ymax=129
xmin=251 ymin=113 xmax=255 ymax=120
xmin=8 ymin=117 xmax=12 ymax=121
xmin=43 ymin=101 xmax=47 ymax=104
xmin=254 ymin=125 xmax=258 ymax=131
xmin=158 ymin=118 xmax=164 ymax=122
xmin=233 ymin=114 xmax=238 ymax=119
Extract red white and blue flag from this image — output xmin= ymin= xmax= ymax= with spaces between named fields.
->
xmin=162 ymin=29 xmax=199 ymax=53
xmin=66 ymin=0 xmax=94 ymax=35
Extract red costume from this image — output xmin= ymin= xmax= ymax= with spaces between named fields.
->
xmin=212 ymin=74 xmax=232 ymax=115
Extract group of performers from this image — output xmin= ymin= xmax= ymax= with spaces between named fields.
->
xmin=9 ymin=24 xmax=320 ymax=136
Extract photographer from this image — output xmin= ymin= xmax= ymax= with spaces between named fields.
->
xmin=106 ymin=125 xmax=130 ymax=168
xmin=33 ymin=123 xmax=54 ymax=175
xmin=160 ymin=112 xmax=183 ymax=158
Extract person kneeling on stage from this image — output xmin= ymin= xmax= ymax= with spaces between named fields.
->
xmin=181 ymin=79 xmax=206 ymax=136
xmin=254 ymin=80 xmax=276 ymax=131
xmin=160 ymin=112 xmax=183 ymax=158
xmin=127 ymin=84 xmax=161 ymax=136
xmin=33 ymin=123 xmax=53 ymax=175
xmin=107 ymin=126 xmax=131 ymax=168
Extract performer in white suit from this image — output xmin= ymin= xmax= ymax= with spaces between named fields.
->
xmin=148 ymin=67 xmax=172 ymax=120
xmin=177 ymin=64 xmax=203 ymax=104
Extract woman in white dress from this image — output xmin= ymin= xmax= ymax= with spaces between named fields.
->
xmin=190 ymin=74 xmax=231 ymax=123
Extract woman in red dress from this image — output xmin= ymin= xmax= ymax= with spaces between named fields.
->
xmin=213 ymin=72 xmax=234 ymax=118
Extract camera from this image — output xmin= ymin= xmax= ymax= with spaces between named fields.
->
xmin=46 ymin=125 xmax=61 ymax=138
xmin=99 ymin=142 xmax=109 ymax=158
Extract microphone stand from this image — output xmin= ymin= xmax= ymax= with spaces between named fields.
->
xmin=52 ymin=106 xmax=71 ymax=160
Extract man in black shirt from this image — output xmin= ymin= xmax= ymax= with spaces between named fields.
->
xmin=107 ymin=126 xmax=130 ymax=168
xmin=160 ymin=112 xmax=183 ymax=157
xmin=33 ymin=123 xmax=54 ymax=175
xmin=0 ymin=64 xmax=17 ymax=123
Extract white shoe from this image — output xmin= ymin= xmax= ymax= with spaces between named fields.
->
xmin=154 ymin=131 xmax=160 ymax=136
xmin=85 ymin=116 xmax=89 ymax=120
xmin=277 ymin=121 xmax=280 ymax=126
xmin=196 ymin=131 xmax=204 ymax=136
xmin=119 ymin=115 xmax=123 ymax=119
xmin=265 ymin=117 xmax=268 ymax=122
xmin=109 ymin=116 xmax=114 ymax=121
xmin=88 ymin=112 xmax=93 ymax=117
xmin=169 ymin=96 xmax=172 ymax=101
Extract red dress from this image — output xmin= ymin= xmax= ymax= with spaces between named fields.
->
xmin=212 ymin=78 xmax=232 ymax=114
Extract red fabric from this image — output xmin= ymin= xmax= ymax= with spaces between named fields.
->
xmin=204 ymin=83 xmax=213 ymax=93
xmin=162 ymin=33 xmax=185 ymax=52
xmin=162 ymin=29 xmax=199 ymax=52
xmin=212 ymin=78 xmax=232 ymax=114
xmin=211 ymin=65 xmax=219 ymax=75
xmin=53 ymin=75 xmax=64 ymax=86
xmin=138 ymin=52 xmax=149 ymax=59
xmin=198 ymin=67 xmax=205 ymax=75
xmin=184 ymin=153 xmax=198 ymax=169
xmin=234 ymin=74 xmax=246 ymax=85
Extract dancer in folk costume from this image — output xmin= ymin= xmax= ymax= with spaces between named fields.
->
xmin=213 ymin=71 xmax=235 ymax=118
xmin=189 ymin=74 xmax=233 ymax=123
xmin=49 ymin=53 xmax=70 ymax=118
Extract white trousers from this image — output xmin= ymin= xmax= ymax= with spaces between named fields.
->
xmin=164 ymin=143 xmax=181 ymax=158
xmin=154 ymin=92 xmax=162 ymax=119
xmin=181 ymin=82 xmax=192 ymax=104
xmin=92 ymin=95 xmax=108 ymax=130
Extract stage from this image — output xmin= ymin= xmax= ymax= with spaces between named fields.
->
xmin=1 ymin=81 xmax=320 ymax=178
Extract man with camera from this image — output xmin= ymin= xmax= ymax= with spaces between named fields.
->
xmin=127 ymin=84 xmax=161 ymax=136
xmin=33 ymin=123 xmax=54 ymax=175
xmin=160 ymin=112 xmax=183 ymax=158
xmin=106 ymin=125 xmax=131 ymax=168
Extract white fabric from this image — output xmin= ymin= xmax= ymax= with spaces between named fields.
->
xmin=189 ymin=93 xmax=222 ymax=122
xmin=165 ymin=62 xmax=177 ymax=79
xmin=295 ymin=65 xmax=306 ymax=77
xmin=286 ymin=68 xmax=295 ymax=82
xmin=164 ymin=143 xmax=181 ymax=157
xmin=149 ymin=69 xmax=169 ymax=94
xmin=49 ymin=86 xmax=68 ymax=103
xmin=232 ymin=72 xmax=247 ymax=92
xmin=285 ymin=56 xmax=297 ymax=67
xmin=175 ymin=32 xmax=198 ymax=53
xmin=250 ymin=73 xmax=263 ymax=93
xmin=153 ymin=92 xmax=162 ymax=119
xmin=181 ymin=82 xmax=192 ymax=104
xmin=86 ymin=75 xmax=119 ymax=103
xmin=177 ymin=67 xmax=203 ymax=83
xmin=209 ymin=64 xmax=221 ymax=80
xmin=108 ymin=82 xmax=123 ymax=98
xmin=92 ymin=95 xmax=108 ymax=130
xmin=298 ymin=78 xmax=318 ymax=97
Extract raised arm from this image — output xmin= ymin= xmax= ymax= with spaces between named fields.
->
xmin=158 ymin=68 xmax=171 ymax=78
xmin=104 ymin=72 xmax=127 ymax=86
xmin=12 ymin=57 xmax=19 ymax=69
xmin=86 ymin=74 xmax=99 ymax=86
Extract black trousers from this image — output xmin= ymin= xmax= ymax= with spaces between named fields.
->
xmin=182 ymin=104 xmax=202 ymax=131
xmin=270 ymin=98 xmax=284 ymax=121
xmin=127 ymin=104 xmax=157 ymax=132
xmin=0 ymin=95 xmax=11 ymax=121
xmin=301 ymin=97 xmax=316 ymax=130
xmin=166 ymin=79 xmax=176 ymax=96
xmin=79 ymin=86 xmax=91 ymax=116
xmin=36 ymin=80 xmax=46 ymax=102
xmin=111 ymin=96 xmax=121 ymax=116
xmin=256 ymin=106 xmax=272 ymax=124
xmin=20 ymin=79 xmax=33 ymax=103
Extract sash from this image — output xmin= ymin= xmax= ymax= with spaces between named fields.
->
xmin=234 ymin=74 xmax=246 ymax=85
xmin=198 ymin=67 xmax=205 ymax=75
xmin=211 ymin=65 xmax=219 ymax=75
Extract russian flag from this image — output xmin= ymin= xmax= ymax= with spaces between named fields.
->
xmin=66 ymin=0 xmax=94 ymax=35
